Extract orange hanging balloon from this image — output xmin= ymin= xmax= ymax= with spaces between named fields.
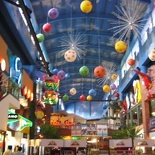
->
xmin=128 ymin=58 xmax=135 ymax=66
xmin=94 ymin=65 xmax=106 ymax=78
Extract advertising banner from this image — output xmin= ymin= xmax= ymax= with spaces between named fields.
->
xmin=40 ymin=139 xmax=63 ymax=147
xmin=109 ymin=139 xmax=132 ymax=147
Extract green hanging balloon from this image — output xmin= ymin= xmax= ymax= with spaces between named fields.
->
xmin=62 ymin=94 xmax=69 ymax=101
xmin=79 ymin=65 xmax=89 ymax=76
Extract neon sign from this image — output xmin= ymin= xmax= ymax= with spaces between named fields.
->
xmin=7 ymin=111 xmax=32 ymax=131
xmin=10 ymin=57 xmax=22 ymax=85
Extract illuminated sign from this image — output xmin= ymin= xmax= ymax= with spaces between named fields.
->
xmin=10 ymin=57 xmax=22 ymax=85
xmin=8 ymin=114 xmax=18 ymax=119
xmin=0 ymin=58 xmax=6 ymax=71
xmin=7 ymin=113 xmax=32 ymax=131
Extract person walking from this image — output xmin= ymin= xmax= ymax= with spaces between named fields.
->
xmin=14 ymin=147 xmax=24 ymax=155
xmin=3 ymin=145 xmax=14 ymax=155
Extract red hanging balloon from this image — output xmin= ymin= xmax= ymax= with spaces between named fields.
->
xmin=79 ymin=94 xmax=85 ymax=101
xmin=114 ymin=92 xmax=119 ymax=98
xmin=42 ymin=23 xmax=52 ymax=32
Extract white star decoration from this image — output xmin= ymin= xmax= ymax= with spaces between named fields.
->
xmin=60 ymin=31 xmax=87 ymax=60
xmin=109 ymin=0 xmax=147 ymax=42
xmin=97 ymin=63 xmax=117 ymax=86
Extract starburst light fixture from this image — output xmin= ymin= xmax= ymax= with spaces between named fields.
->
xmin=60 ymin=31 xmax=87 ymax=60
xmin=97 ymin=63 xmax=117 ymax=86
xmin=109 ymin=0 xmax=147 ymax=42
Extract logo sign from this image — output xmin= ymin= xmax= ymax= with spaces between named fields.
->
xmin=8 ymin=114 xmax=18 ymax=119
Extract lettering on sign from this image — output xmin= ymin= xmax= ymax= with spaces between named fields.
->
xmin=8 ymin=114 xmax=18 ymax=119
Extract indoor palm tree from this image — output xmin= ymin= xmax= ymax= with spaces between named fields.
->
xmin=40 ymin=123 xmax=61 ymax=139
xmin=111 ymin=124 xmax=141 ymax=154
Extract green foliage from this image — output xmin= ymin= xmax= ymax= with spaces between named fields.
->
xmin=109 ymin=101 xmax=121 ymax=109
xmin=111 ymin=124 xmax=141 ymax=139
xmin=111 ymin=129 xmax=129 ymax=139
xmin=40 ymin=123 xmax=61 ymax=139
xmin=125 ymin=124 xmax=141 ymax=139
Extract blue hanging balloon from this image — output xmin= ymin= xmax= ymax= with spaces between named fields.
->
xmin=88 ymin=89 xmax=96 ymax=97
xmin=52 ymin=68 xmax=58 ymax=75
xmin=102 ymin=104 xmax=108 ymax=109
xmin=65 ymin=73 xmax=70 ymax=78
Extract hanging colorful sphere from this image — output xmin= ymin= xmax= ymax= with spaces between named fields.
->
xmin=42 ymin=23 xmax=52 ymax=33
xmin=48 ymin=8 xmax=59 ymax=19
xmin=35 ymin=109 xmax=44 ymax=119
xmin=65 ymin=73 xmax=70 ymax=78
xmin=64 ymin=49 xmax=77 ymax=62
xmin=102 ymin=104 xmax=107 ymax=109
xmin=57 ymin=70 xmax=65 ymax=80
xmin=128 ymin=58 xmax=135 ymax=66
xmin=115 ymin=41 xmax=127 ymax=53
xmin=110 ymin=83 xmax=116 ymax=90
xmin=148 ymin=49 xmax=155 ymax=61
xmin=62 ymin=94 xmax=69 ymax=101
xmin=80 ymin=0 xmax=93 ymax=13
xmin=94 ymin=65 xmax=106 ymax=78
xmin=36 ymin=33 xmax=45 ymax=43
xmin=87 ymin=95 xmax=92 ymax=101
xmin=114 ymin=92 xmax=119 ymax=98
xmin=79 ymin=65 xmax=89 ymax=76
xmin=111 ymin=73 xmax=118 ymax=80
xmin=69 ymin=88 xmax=77 ymax=95
xmin=79 ymin=94 xmax=86 ymax=101
xmin=52 ymin=68 xmax=58 ymax=75
xmin=103 ymin=85 xmax=111 ymax=93
xmin=88 ymin=89 xmax=96 ymax=97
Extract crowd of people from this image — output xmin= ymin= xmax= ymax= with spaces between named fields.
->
xmin=3 ymin=145 xmax=24 ymax=155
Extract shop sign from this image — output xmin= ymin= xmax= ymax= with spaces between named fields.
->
xmin=8 ymin=114 xmax=18 ymax=119
xmin=10 ymin=57 xmax=22 ymax=85
xmin=150 ymin=117 xmax=155 ymax=130
xmin=133 ymin=80 xmax=142 ymax=104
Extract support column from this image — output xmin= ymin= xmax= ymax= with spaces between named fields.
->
xmin=139 ymin=66 xmax=150 ymax=139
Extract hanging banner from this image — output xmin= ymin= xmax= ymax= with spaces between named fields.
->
xmin=63 ymin=140 xmax=87 ymax=148
xmin=40 ymin=139 xmax=63 ymax=147
xmin=109 ymin=139 xmax=132 ymax=147
xmin=134 ymin=139 xmax=155 ymax=147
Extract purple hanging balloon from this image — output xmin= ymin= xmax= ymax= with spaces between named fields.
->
xmin=48 ymin=8 xmax=59 ymax=19
xmin=57 ymin=70 xmax=65 ymax=80
xmin=110 ymin=83 xmax=116 ymax=90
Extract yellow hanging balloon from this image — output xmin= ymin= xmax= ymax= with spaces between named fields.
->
xmin=103 ymin=85 xmax=111 ymax=93
xmin=80 ymin=0 xmax=93 ymax=13
xmin=87 ymin=95 xmax=92 ymax=101
xmin=111 ymin=73 xmax=118 ymax=80
xmin=115 ymin=41 xmax=127 ymax=53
